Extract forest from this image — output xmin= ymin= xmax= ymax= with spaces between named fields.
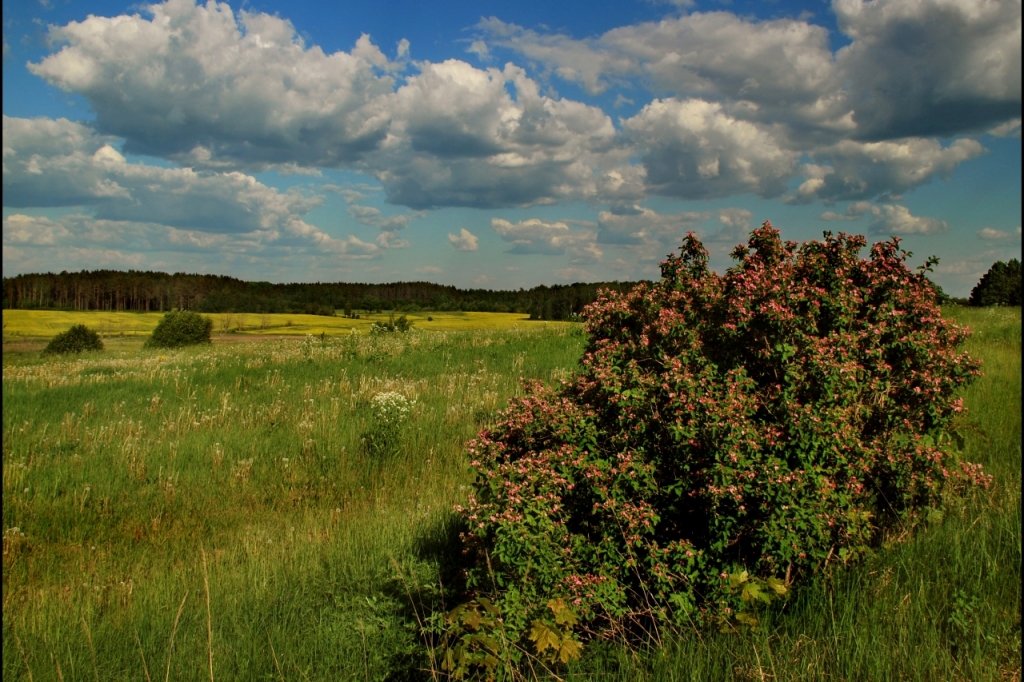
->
xmin=1 ymin=270 xmax=639 ymax=321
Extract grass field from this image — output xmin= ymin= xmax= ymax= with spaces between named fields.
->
xmin=2 ymin=306 xmax=1020 ymax=681
xmin=1 ymin=309 xmax=567 ymax=343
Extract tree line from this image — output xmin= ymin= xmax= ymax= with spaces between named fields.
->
xmin=1 ymin=270 xmax=640 ymax=321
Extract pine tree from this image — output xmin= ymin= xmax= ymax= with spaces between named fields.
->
xmin=969 ymin=259 xmax=1022 ymax=306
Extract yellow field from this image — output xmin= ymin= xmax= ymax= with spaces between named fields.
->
xmin=1 ymin=309 xmax=570 ymax=339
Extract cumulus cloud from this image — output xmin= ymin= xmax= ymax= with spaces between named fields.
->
xmin=27 ymin=0 xmax=398 ymax=170
xmin=792 ymin=137 xmax=986 ymax=203
xmin=492 ymin=217 xmax=601 ymax=263
xmin=817 ymin=201 xmax=949 ymax=236
xmin=480 ymin=3 xmax=1020 ymax=141
xmin=596 ymin=205 xmax=753 ymax=249
xmin=363 ymin=60 xmax=635 ymax=208
xmin=477 ymin=13 xmax=841 ymax=129
xmin=23 ymin=1 xmax=639 ymax=209
xmin=2 ymin=116 xmax=380 ymax=258
xmin=623 ymin=99 xmax=798 ymax=199
xmin=334 ymin=185 xmax=418 ymax=248
xmin=834 ymin=0 xmax=1021 ymax=140
xmin=867 ymin=204 xmax=948 ymax=236
xmin=14 ymin=0 xmax=1019 ymax=219
xmin=597 ymin=205 xmax=704 ymax=245
xmin=448 ymin=228 xmax=479 ymax=251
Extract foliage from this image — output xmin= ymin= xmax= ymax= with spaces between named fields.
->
xmin=41 ymin=324 xmax=104 ymax=355
xmin=143 ymin=310 xmax=213 ymax=348
xmin=969 ymin=259 xmax=1022 ymax=307
xmin=371 ymin=313 xmax=413 ymax=334
xmin=444 ymin=223 xmax=988 ymax=673
xmin=3 ymin=269 xmax=638 ymax=321
xmin=364 ymin=391 xmax=415 ymax=458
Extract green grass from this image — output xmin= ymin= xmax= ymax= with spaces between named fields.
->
xmin=2 ymin=307 xmax=1019 ymax=681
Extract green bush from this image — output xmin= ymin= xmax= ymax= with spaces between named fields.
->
xmin=370 ymin=313 xmax=412 ymax=334
xmin=436 ymin=223 xmax=990 ymax=676
xmin=42 ymin=324 xmax=104 ymax=355
xmin=144 ymin=310 xmax=213 ymax=349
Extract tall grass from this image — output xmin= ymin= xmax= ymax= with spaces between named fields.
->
xmin=2 ymin=307 xmax=1019 ymax=681
xmin=3 ymin=327 xmax=585 ymax=680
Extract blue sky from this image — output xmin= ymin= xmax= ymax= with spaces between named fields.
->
xmin=3 ymin=0 xmax=1020 ymax=295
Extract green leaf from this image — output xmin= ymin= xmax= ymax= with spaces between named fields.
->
xmin=529 ymin=620 xmax=561 ymax=654
xmin=462 ymin=608 xmax=482 ymax=630
xmin=547 ymin=598 xmax=578 ymax=627
xmin=559 ymin=637 xmax=583 ymax=663
xmin=476 ymin=597 xmax=500 ymax=616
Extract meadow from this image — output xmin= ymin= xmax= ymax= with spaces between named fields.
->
xmin=2 ymin=306 xmax=1020 ymax=681
xmin=1 ymin=310 xmax=565 ymax=346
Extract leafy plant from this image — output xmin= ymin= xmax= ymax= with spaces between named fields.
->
xmin=370 ymin=313 xmax=413 ymax=334
xmin=364 ymin=391 xmax=414 ymax=458
xmin=144 ymin=310 xmax=213 ymax=349
xmin=42 ymin=324 xmax=104 ymax=355
xmin=440 ymin=223 xmax=989 ymax=673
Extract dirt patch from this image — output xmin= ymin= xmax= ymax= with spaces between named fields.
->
xmin=211 ymin=334 xmax=306 ymax=343
xmin=2 ymin=340 xmax=46 ymax=353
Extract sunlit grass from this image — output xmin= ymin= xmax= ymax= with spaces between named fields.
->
xmin=1 ymin=306 xmax=1018 ymax=680
xmin=2 ymin=309 xmax=569 ymax=341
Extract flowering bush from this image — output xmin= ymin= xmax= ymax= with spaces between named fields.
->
xmin=365 ymin=391 xmax=414 ymax=457
xmin=440 ymin=223 xmax=988 ymax=674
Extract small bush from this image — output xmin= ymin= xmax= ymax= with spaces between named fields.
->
xmin=364 ymin=391 xmax=414 ymax=458
xmin=42 ymin=324 xmax=104 ymax=355
xmin=437 ymin=223 xmax=988 ymax=675
xmin=144 ymin=310 xmax=213 ymax=349
xmin=370 ymin=313 xmax=412 ymax=334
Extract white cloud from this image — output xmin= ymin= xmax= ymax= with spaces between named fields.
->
xmin=2 ymin=116 xmax=381 ymax=259
xmin=817 ymin=200 xmax=949 ymax=236
xmin=448 ymin=228 xmax=479 ymax=251
xmin=364 ymin=60 xmax=634 ymax=208
xmin=28 ymin=0 xmax=396 ymax=170
xmin=867 ymin=204 xmax=948 ymax=236
xmin=597 ymin=204 xmax=708 ymax=245
xmin=477 ymin=13 xmax=847 ymax=132
xmin=13 ymin=0 xmax=1019 ymax=221
xmin=977 ymin=227 xmax=1014 ymax=241
xmin=596 ymin=205 xmax=753 ymax=249
xmin=623 ymin=98 xmax=798 ymax=199
xmin=553 ymin=267 xmax=592 ymax=282
xmin=988 ymin=118 xmax=1022 ymax=138
xmin=415 ymin=265 xmax=443 ymax=275
xmin=834 ymin=0 xmax=1021 ymax=139
xmin=492 ymin=217 xmax=601 ymax=263
xmin=819 ymin=200 xmax=877 ymax=221
xmin=2 ymin=212 xmax=381 ymax=263
xmin=792 ymin=137 xmax=986 ymax=203
xmin=481 ymin=3 xmax=1020 ymax=141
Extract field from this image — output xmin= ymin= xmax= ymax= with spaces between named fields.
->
xmin=1 ymin=310 xmax=566 ymax=346
xmin=2 ymin=306 xmax=1020 ymax=681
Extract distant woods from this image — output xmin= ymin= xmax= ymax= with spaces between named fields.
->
xmin=2 ymin=270 xmax=640 ymax=321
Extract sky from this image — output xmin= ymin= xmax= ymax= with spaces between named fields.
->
xmin=2 ymin=0 xmax=1021 ymax=296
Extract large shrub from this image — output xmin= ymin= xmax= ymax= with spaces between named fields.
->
xmin=42 ymin=324 xmax=104 ymax=355
xmin=439 ymin=223 xmax=988 ymax=674
xmin=144 ymin=310 xmax=213 ymax=349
